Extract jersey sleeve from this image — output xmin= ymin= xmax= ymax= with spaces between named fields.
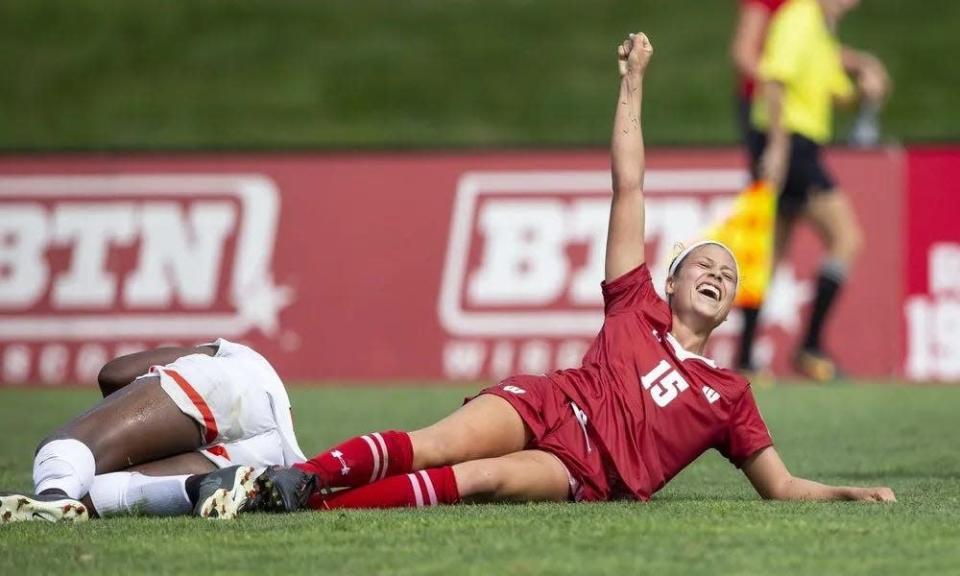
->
xmin=600 ymin=264 xmax=672 ymax=328
xmin=741 ymin=0 xmax=782 ymax=12
xmin=757 ymin=2 xmax=814 ymax=85
xmin=717 ymin=388 xmax=774 ymax=467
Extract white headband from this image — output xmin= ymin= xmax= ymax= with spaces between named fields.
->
xmin=667 ymin=240 xmax=740 ymax=283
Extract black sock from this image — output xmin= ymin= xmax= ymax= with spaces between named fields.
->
xmin=37 ymin=488 xmax=68 ymax=498
xmin=737 ymin=307 xmax=761 ymax=370
xmin=184 ymin=474 xmax=203 ymax=506
xmin=803 ymin=265 xmax=845 ymax=352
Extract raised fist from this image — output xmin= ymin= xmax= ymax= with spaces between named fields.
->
xmin=618 ymin=32 xmax=653 ymax=79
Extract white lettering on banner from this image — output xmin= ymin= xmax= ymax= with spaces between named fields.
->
xmin=906 ymin=243 xmax=960 ymax=381
xmin=440 ymin=170 xmax=747 ymax=339
xmin=52 ymin=204 xmax=137 ymax=308
xmin=442 ymin=339 xmax=592 ymax=380
xmin=0 ymin=204 xmax=49 ymax=308
xmin=568 ymin=200 xmax=609 ymax=305
xmin=517 ymin=339 xmax=551 ymax=374
xmin=2 ymin=345 xmax=31 ymax=384
xmin=75 ymin=344 xmax=109 ymax=384
xmin=38 ymin=344 xmax=69 ymax=385
xmin=0 ymin=175 xmax=291 ymax=342
xmin=0 ymin=342 xmax=181 ymax=387
xmin=930 ymin=243 xmax=960 ymax=296
xmin=124 ymin=202 xmax=235 ymax=308
xmin=438 ymin=169 xmax=819 ymax=380
xmin=443 ymin=341 xmax=486 ymax=379
xmin=469 ymin=200 xmax=570 ymax=305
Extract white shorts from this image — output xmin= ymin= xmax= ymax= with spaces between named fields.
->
xmin=200 ymin=431 xmax=286 ymax=469
xmin=146 ymin=338 xmax=306 ymax=469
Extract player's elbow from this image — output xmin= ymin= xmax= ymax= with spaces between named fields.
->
xmin=763 ymin=475 xmax=801 ymax=501
xmin=612 ymin=180 xmax=644 ymax=199
xmin=97 ymin=360 xmax=129 ymax=397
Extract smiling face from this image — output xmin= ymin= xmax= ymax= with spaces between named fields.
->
xmin=665 ymin=244 xmax=739 ymax=331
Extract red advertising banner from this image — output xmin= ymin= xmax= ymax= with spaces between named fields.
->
xmin=0 ymin=149 xmax=905 ymax=386
xmin=903 ymin=148 xmax=960 ymax=381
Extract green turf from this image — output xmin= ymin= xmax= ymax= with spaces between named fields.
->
xmin=0 ymin=0 xmax=956 ymax=150
xmin=1 ymin=383 xmax=958 ymax=575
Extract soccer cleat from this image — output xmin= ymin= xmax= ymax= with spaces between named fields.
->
xmin=255 ymin=466 xmax=318 ymax=513
xmin=793 ymin=349 xmax=841 ymax=383
xmin=0 ymin=491 xmax=89 ymax=524
xmin=193 ymin=465 xmax=262 ymax=520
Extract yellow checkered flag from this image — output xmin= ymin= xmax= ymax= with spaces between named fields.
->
xmin=705 ymin=180 xmax=777 ymax=308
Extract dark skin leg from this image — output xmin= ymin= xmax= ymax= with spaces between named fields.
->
xmin=37 ymin=344 xmax=221 ymax=515
xmin=80 ymin=452 xmax=218 ymax=518
xmin=38 ymin=375 xmax=204 ymax=476
xmin=98 ymin=345 xmax=216 ymax=397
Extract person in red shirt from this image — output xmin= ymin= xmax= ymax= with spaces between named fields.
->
xmin=192 ymin=33 xmax=895 ymax=518
xmin=731 ymin=0 xmax=787 ymax=144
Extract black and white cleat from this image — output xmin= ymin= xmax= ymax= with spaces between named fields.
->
xmin=193 ymin=466 xmax=262 ymax=520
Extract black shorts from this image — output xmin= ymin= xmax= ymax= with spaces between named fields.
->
xmin=747 ymin=131 xmax=836 ymax=218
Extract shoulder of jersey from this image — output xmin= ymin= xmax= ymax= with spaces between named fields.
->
xmin=704 ymin=365 xmax=753 ymax=400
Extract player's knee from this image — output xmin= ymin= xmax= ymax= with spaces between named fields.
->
xmin=453 ymin=460 xmax=508 ymax=500
xmin=410 ymin=428 xmax=460 ymax=469
xmin=830 ymin=223 xmax=862 ymax=264
xmin=845 ymin=221 xmax=864 ymax=259
xmin=34 ymin=432 xmax=70 ymax=457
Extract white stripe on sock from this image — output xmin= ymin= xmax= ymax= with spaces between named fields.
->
xmin=418 ymin=470 xmax=437 ymax=506
xmin=371 ymin=433 xmax=389 ymax=480
xmin=360 ymin=435 xmax=381 ymax=484
xmin=407 ymin=474 xmax=424 ymax=508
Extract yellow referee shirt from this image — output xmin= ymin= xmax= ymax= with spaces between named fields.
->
xmin=751 ymin=0 xmax=854 ymax=143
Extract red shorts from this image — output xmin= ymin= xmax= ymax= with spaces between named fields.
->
xmin=472 ymin=375 xmax=610 ymax=502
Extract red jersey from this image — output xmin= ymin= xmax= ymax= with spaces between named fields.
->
xmin=548 ymin=263 xmax=773 ymax=500
xmin=738 ymin=0 xmax=788 ymax=99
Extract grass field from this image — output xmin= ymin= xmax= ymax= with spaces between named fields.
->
xmin=1 ymin=0 xmax=956 ymax=150
xmin=1 ymin=383 xmax=959 ymax=575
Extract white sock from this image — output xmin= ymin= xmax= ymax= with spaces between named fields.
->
xmin=33 ymin=438 xmax=96 ymax=499
xmin=88 ymin=472 xmax=192 ymax=517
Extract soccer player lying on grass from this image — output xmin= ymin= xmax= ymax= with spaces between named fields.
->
xmin=190 ymin=32 xmax=894 ymax=518
xmin=0 ymin=339 xmax=306 ymax=523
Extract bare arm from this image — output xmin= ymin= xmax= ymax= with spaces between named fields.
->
xmin=742 ymin=446 xmax=896 ymax=502
xmin=97 ymin=345 xmax=216 ymax=397
xmin=730 ymin=3 xmax=771 ymax=81
xmin=841 ymin=46 xmax=891 ymax=105
xmin=606 ymin=33 xmax=653 ymax=281
xmin=758 ymin=80 xmax=790 ymax=191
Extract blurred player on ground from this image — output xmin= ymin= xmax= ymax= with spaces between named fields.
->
xmin=189 ymin=32 xmax=894 ymax=518
xmin=0 ymin=340 xmax=305 ymax=523
xmin=736 ymin=0 xmax=890 ymax=380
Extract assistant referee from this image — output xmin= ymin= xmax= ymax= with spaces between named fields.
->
xmin=736 ymin=0 xmax=890 ymax=381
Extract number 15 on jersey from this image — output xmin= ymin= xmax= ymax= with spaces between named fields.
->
xmin=641 ymin=360 xmax=689 ymax=408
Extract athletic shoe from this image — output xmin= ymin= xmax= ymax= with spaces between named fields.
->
xmin=793 ymin=349 xmax=841 ymax=383
xmin=255 ymin=466 xmax=318 ymax=513
xmin=0 ymin=491 xmax=89 ymax=524
xmin=193 ymin=465 xmax=261 ymax=520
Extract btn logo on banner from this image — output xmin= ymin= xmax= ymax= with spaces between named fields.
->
xmin=0 ymin=175 xmax=292 ymax=385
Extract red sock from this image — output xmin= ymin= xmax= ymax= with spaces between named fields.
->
xmin=308 ymin=466 xmax=460 ymax=510
xmin=294 ymin=431 xmax=413 ymax=489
